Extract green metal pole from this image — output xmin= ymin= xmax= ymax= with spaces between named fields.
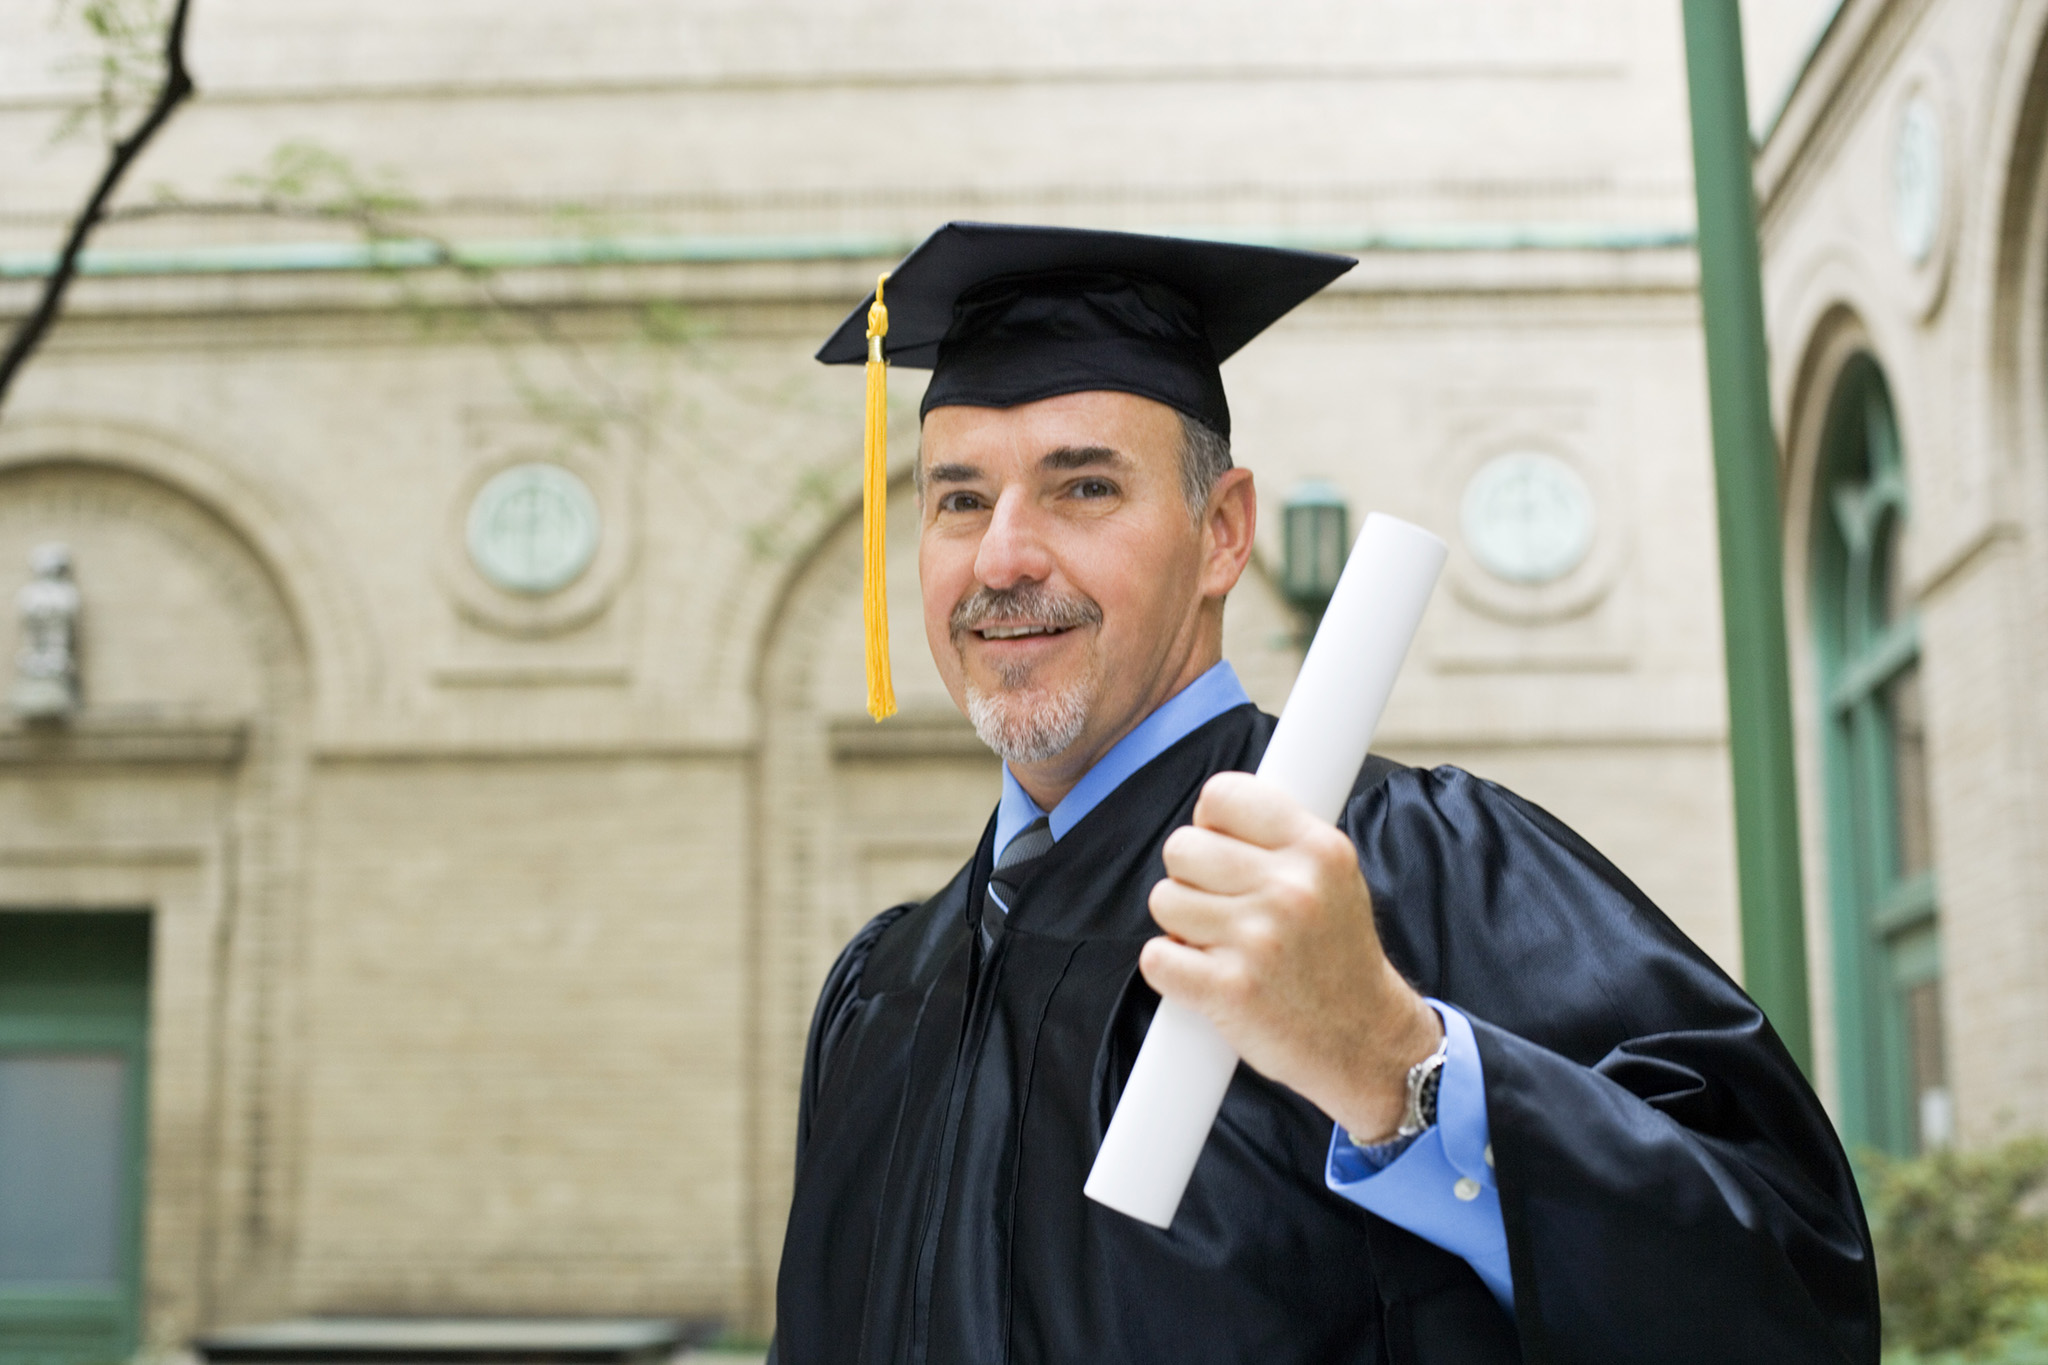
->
xmin=1681 ymin=0 xmax=1813 ymax=1072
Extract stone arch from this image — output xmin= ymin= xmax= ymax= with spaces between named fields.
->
xmin=1769 ymin=246 xmax=1901 ymax=463
xmin=0 ymin=446 xmax=319 ymax=1342
xmin=0 ymin=459 xmax=309 ymax=719
xmin=0 ymin=415 xmax=383 ymax=726
xmin=1784 ymin=305 xmax=1888 ymax=567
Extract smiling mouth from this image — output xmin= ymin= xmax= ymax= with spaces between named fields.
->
xmin=951 ymin=584 xmax=1103 ymax=647
xmin=976 ymin=623 xmax=1072 ymax=641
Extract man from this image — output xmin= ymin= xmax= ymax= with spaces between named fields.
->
xmin=774 ymin=223 xmax=1878 ymax=1363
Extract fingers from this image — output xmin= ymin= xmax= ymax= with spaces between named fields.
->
xmin=1192 ymin=770 xmax=1317 ymax=850
xmin=1147 ymin=873 xmax=1245 ymax=946
xmin=1160 ymin=823 xmax=1269 ymax=895
xmin=1156 ymin=775 xmax=1368 ymax=947
xmin=1137 ymin=933 xmax=1240 ymax=1014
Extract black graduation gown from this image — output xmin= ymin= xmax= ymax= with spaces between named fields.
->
xmin=771 ymin=704 xmax=1878 ymax=1364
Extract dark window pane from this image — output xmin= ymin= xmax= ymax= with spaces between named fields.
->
xmin=0 ymin=1052 xmax=128 ymax=1289
xmin=1888 ymin=664 xmax=1934 ymax=881
xmin=1904 ymin=979 xmax=1951 ymax=1150
xmin=1879 ymin=509 xmax=1908 ymax=625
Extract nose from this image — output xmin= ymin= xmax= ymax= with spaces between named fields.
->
xmin=973 ymin=486 xmax=1054 ymax=591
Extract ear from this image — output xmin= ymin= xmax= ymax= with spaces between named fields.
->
xmin=1198 ymin=467 xmax=1257 ymax=600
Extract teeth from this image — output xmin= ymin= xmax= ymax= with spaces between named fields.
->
xmin=981 ymin=624 xmax=1058 ymax=639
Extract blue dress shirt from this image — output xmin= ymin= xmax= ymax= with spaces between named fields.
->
xmin=991 ymin=660 xmax=1514 ymax=1315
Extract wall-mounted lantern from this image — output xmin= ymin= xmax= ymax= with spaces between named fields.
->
xmin=1281 ymin=479 xmax=1349 ymax=632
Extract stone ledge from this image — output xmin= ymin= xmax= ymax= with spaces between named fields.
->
xmin=829 ymin=712 xmax=992 ymax=761
xmin=0 ymin=714 xmax=247 ymax=767
xmin=193 ymin=1319 xmax=703 ymax=1365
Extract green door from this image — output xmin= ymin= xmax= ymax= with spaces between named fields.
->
xmin=0 ymin=914 xmax=150 ymax=1365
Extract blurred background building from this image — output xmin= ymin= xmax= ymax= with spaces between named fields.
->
xmin=0 ymin=0 xmax=2040 ymax=1357
xmin=1758 ymin=0 xmax=2048 ymax=1188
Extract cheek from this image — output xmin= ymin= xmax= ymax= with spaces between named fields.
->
xmin=919 ymin=538 xmax=968 ymax=645
xmin=1075 ymin=523 xmax=1197 ymax=627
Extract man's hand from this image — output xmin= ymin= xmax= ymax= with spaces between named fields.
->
xmin=1141 ymin=770 xmax=1443 ymax=1143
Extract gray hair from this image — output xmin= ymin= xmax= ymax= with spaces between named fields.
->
xmin=1175 ymin=411 xmax=1233 ymax=517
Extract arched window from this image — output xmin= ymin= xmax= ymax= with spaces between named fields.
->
xmin=1812 ymin=356 xmax=1947 ymax=1155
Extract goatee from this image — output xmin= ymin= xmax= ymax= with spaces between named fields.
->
xmin=951 ymin=584 xmax=1102 ymax=765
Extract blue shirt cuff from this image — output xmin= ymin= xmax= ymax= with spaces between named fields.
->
xmin=1325 ymin=1001 xmax=1513 ymax=1316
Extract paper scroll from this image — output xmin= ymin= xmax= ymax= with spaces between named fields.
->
xmin=1083 ymin=512 xmax=1448 ymax=1228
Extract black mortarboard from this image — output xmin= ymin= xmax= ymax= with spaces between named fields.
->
xmin=817 ymin=222 xmax=1354 ymax=722
xmin=817 ymin=222 xmax=1355 ymax=439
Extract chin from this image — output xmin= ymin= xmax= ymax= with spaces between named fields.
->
xmin=963 ymin=679 xmax=1093 ymax=767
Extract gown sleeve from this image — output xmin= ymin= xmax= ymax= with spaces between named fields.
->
xmin=1346 ymin=764 xmax=1880 ymax=1365
xmin=791 ymin=901 xmax=917 ymax=1170
xmin=768 ymin=903 xmax=917 ymax=1365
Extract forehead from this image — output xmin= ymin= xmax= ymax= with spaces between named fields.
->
xmin=919 ymin=390 xmax=1182 ymax=474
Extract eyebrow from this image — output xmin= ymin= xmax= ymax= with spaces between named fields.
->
xmin=1040 ymin=445 xmax=1125 ymax=472
xmin=924 ymin=461 xmax=982 ymax=486
xmin=923 ymin=445 xmax=1125 ymax=487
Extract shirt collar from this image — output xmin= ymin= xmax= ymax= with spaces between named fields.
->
xmin=994 ymin=660 xmax=1251 ymax=859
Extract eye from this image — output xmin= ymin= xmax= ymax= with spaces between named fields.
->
xmin=1070 ymin=477 xmax=1118 ymax=499
xmin=937 ymin=490 xmax=988 ymax=513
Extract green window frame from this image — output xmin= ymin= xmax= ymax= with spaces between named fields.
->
xmin=1811 ymin=357 xmax=1948 ymax=1157
xmin=0 ymin=913 xmax=151 ymax=1365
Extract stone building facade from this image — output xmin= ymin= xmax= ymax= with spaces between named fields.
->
xmin=0 ymin=0 xmax=1892 ymax=1353
xmin=1757 ymin=0 xmax=2048 ymax=1158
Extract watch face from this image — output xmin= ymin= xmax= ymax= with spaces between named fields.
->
xmin=1460 ymin=450 xmax=1596 ymax=585
xmin=1398 ymin=1046 xmax=1449 ymax=1138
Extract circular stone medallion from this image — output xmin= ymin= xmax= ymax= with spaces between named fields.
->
xmin=465 ymin=462 xmax=602 ymax=595
xmin=1892 ymin=94 xmax=1943 ymax=266
xmin=1460 ymin=451 xmax=1596 ymax=585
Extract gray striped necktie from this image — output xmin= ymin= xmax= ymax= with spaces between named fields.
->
xmin=982 ymin=815 xmax=1054 ymax=942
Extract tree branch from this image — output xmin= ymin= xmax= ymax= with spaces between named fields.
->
xmin=0 ymin=0 xmax=196 ymax=414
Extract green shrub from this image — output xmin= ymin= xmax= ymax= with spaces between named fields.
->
xmin=1870 ymin=1136 xmax=2048 ymax=1362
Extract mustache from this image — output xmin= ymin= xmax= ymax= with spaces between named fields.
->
xmin=949 ymin=583 xmax=1103 ymax=638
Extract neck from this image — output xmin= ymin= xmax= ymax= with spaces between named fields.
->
xmin=1008 ymin=638 xmax=1223 ymax=810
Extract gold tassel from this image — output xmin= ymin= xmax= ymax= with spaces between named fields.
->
xmin=863 ymin=273 xmax=897 ymax=721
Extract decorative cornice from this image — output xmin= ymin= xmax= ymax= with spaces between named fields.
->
xmin=0 ymin=59 xmax=1633 ymax=115
xmin=1754 ymin=0 xmax=1851 ymax=147
xmin=1755 ymin=0 xmax=1939 ymax=228
xmin=0 ymin=222 xmax=1695 ymax=285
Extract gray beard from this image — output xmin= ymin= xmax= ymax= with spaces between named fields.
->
xmin=965 ymin=672 xmax=1092 ymax=766
xmin=949 ymin=583 xmax=1103 ymax=766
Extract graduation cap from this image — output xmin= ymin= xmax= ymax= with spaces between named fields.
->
xmin=818 ymin=222 xmax=1355 ymax=720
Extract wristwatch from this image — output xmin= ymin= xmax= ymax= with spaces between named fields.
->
xmin=1346 ymin=1022 xmax=1451 ymax=1154
xmin=1396 ymin=1027 xmax=1451 ymax=1139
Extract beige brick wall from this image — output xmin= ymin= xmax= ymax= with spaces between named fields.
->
xmin=296 ymin=758 xmax=750 ymax=1315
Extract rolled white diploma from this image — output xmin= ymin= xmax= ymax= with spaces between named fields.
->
xmin=1082 ymin=512 xmax=1448 ymax=1228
